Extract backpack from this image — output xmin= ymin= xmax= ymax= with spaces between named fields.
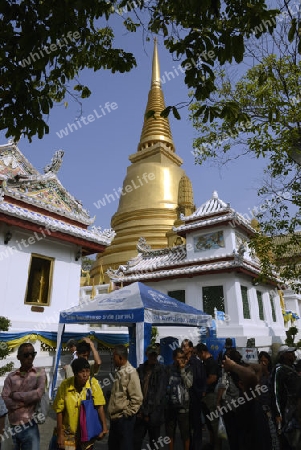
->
xmin=166 ymin=366 xmax=189 ymax=410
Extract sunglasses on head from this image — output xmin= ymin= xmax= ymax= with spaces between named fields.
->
xmin=22 ymin=351 xmax=37 ymax=358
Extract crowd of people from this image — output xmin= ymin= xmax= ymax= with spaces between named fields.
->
xmin=0 ymin=338 xmax=301 ymax=450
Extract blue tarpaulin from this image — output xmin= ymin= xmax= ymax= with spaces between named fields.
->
xmin=50 ymin=282 xmax=211 ymax=397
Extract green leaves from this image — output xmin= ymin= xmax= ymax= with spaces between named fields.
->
xmin=288 ymin=18 xmax=297 ymax=43
xmin=0 ymin=0 xmax=288 ymax=141
xmin=145 ymin=106 xmax=181 ymax=120
xmin=172 ymin=106 xmax=181 ymax=120
xmin=191 ymin=49 xmax=301 ymax=288
xmin=0 ymin=1 xmax=136 ymax=141
xmin=159 ymin=106 xmax=172 ymax=118
xmin=0 ymin=317 xmax=11 ymax=332
xmin=80 ymin=86 xmax=91 ymax=99
xmin=145 ymin=110 xmax=156 ymax=120
xmin=0 ymin=316 xmax=13 ymax=375
xmin=123 ymin=18 xmax=140 ymax=32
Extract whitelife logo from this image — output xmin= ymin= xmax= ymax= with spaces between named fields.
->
xmin=56 ymin=102 xmax=118 ymax=139
xmin=93 ymin=173 xmax=155 ymax=209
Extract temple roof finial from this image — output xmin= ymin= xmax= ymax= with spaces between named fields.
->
xmin=137 ymin=39 xmax=175 ymax=152
xmin=151 ymin=37 xmax=161 ymax=88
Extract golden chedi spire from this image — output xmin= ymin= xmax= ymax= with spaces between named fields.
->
xmin=138 ymin=38 xmax=175 ymax=152
xmin=91 ymin=39 xmax=194 ymax=284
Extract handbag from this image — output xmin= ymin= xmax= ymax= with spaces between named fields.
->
xmin=79 ymin=385 xmax=102 ymax=442
xmin=48 ymin=428 xmax=76 ymax=450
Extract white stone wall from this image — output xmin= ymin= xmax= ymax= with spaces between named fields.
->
xmin=134 ymin=273 xmax=286 ymax=345
xmin=0 ymin=224 xmax=82 ymax=331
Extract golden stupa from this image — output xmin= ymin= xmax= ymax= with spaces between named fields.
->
xmin=91 ymin=39 xmax=195 ymax=284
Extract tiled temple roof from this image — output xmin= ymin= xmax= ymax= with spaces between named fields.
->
xmin=107 ymin=251 xmax=262 ymax=282
xmin=0 ymin=142 xmax=94 ymax=225
xmin=184 ymin=190 xmax=231 ymax=219
xmin=0 ymin=201 xmax=115 ymax=245
xmin=174 ymin=191 xmax=256 ymax=234
xmin=107 ymin=236 xmax=262 ymax=282
xmin=0 ymin=142 xmax=115 ymax=247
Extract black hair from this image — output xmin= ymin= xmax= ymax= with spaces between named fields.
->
xmin=258 ymin=351 xmax=273 ymax=372
xmin=196 ymin=343 xmax=208 ymax=353
xmin=17 ymin=343 xmax=34 ymax=355
xmin=225 ymin=338 xmax=234 ymax=348
xmin=76 ymin=342 xmax=91 ymax=354
xmin=173 ymin=347 xmax=184 ymax=358
xmin=228 ymin=349 xmax=243 ymax=364
xmin=71 ymin=357 xmax=90 ymax=375
xmin=181 ymin=339 xmax=193 ymax=348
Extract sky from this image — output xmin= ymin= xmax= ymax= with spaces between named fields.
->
xmin=0 ymin=16 xmax=268 ymax=232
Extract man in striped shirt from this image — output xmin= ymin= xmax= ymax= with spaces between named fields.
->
xmin=2 ymin=343 xmax=46 ymax=450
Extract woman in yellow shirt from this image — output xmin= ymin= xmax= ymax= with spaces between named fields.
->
xmin=53 ymin=358 xmax=108 ymax=450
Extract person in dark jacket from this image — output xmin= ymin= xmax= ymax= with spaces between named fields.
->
xmin=271 ymin=346 xmax=301 ymax=450
xmin=257 ymin=351 xmax=280 ymax=450
xmin=181 ymin=339 xmax=206 ymax=450
xmin=165 ymin=347 xmax=193 ymax=450
xmin=223 ymin=355 xmax=272 ymax=450
xmin=134 ymin=345 xmax=168 ymax=450
xmin=197 ymin=343 xmax=219 ymax=450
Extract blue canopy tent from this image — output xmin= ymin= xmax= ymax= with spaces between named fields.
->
xmin=50 ymin=282 xmax=211 ymax=397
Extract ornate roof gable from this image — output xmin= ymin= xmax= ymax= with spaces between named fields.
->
xmin=107 ymin=237 xmax=187 ymax=279
xmin=174 ymin=191 xmax=256 ymax=234
xmin=0 ymin=142 xmax=37 ymax=179
xmin=0 ymin=142 xmax=93 ymax=225
xmin=182 ymin=191 xmax=231 ymax=221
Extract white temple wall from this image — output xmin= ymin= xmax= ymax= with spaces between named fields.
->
xmin=0 ymin=226 xmax=81 ymax=331
xmin=146 ymin=272 xmax=286 ymax=344
xmin=185 ymin=225 xmax=254 ymax=262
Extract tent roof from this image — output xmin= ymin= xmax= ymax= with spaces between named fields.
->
xmin=59 ymin=282 xmax=212 ymax=327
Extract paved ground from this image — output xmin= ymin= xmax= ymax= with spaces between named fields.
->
xmin=39 ymin=408 xmax=210 ymax=449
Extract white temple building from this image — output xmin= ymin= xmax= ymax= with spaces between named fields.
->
xmin=0 ymin=141 xmax=124 ymax=383
xmin=105 ymin=191 xmax=301 ymax=350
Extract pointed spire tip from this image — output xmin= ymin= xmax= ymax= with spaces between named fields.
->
xmin=151 ymin=38 xmax=161 ymax=88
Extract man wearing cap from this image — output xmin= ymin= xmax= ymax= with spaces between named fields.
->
xmin=134 ymin=345 xmax=167 ymax=450
xmin=271 ymin=345 xmax=301 ymax=449
xmin=63 ymin=339 xmax=78 ymax=379
xmin=64 ymin=337 xmax=101 ymax=379
xmin=66 ymin=339 xmax=78 ymax=363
